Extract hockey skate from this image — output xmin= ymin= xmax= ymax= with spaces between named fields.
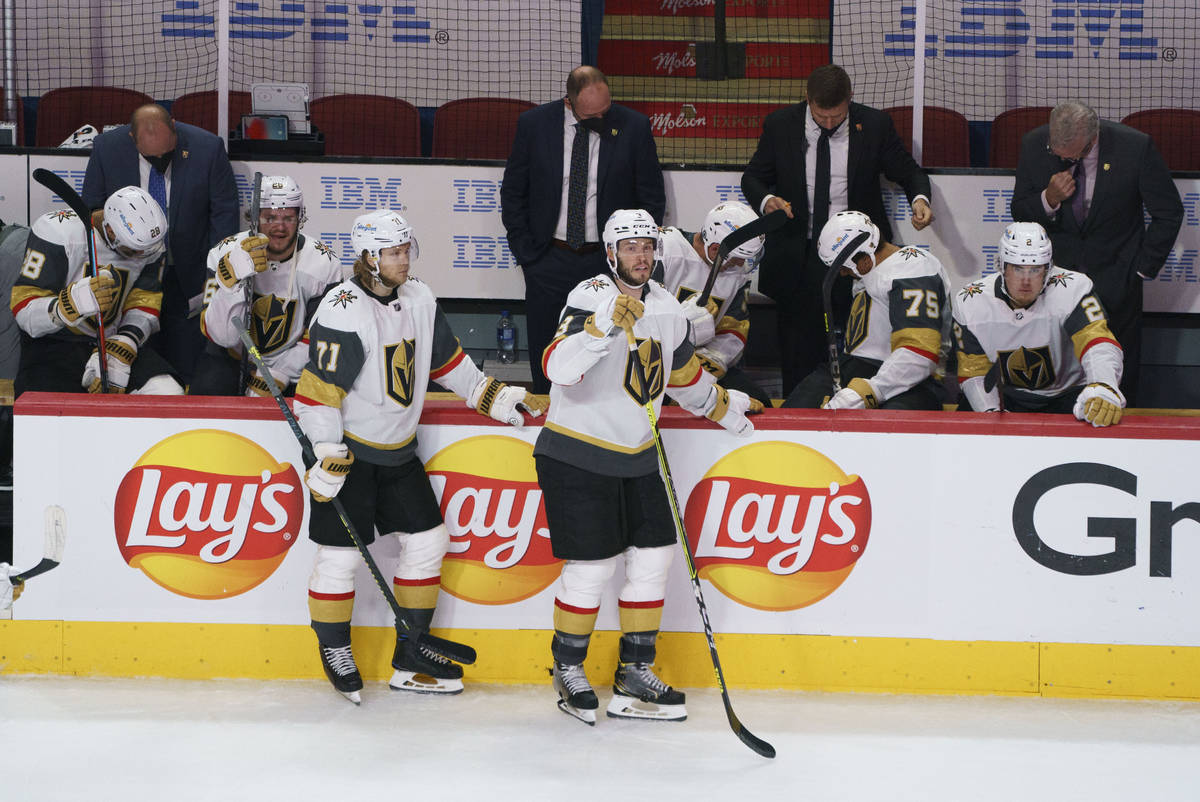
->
xmin=606 ymin=661 xmax=687 ymax=721
xmin=553 ymin=661 xmax=598 ymax=726
xmin=389 ymin=635 xmax=464 ymax=694
xmin=318 ymin=643 xmax=363 ymax=705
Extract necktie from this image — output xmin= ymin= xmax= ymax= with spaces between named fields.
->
xmin=1071 ymin=158 xmax=1087 ymax=225
xmin=148 ymin=167 xmax=168 ymax=253
xmin=566 ymin=123 xmax=589 ymax=250
xmin=811 ymin=125 xmax=834 ymax=240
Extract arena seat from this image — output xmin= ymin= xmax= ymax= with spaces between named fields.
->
xmin=883 ymin=105 xmax=971 ymax=168
xmin=1120 ymin=109 xmax=1200 ymax=171
xmin=0 ymin=86 xmax=24 ymax=146
xmin=171 ymin=90 xmax=252 ymax=136
xmin=988 ymin=106 xmax=1052 ymax=168
xmin=35 ymin=86 xmax=153 ymax=147
xmin=432 ymin=97 xmax=534 ymax=160
xmin=309 ymin=94 xmax=421 ymax=157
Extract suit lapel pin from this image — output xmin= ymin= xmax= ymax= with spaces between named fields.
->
xmin=1103 ymin=163 xmax=1110 ymax=171
xmin=182 ymin=150 xmax=189 ymax=158
xmin=611 ymin=128 xmax=618 ymax=137
xmin=855 ymin=123 xmax=862 ymax=131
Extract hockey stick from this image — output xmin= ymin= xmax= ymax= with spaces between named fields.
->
xmin=697 ymin=208 xmax=788 ymax=308
xmin=12 ymin=506 xmax=67 ymax=586
xmin=820 ymin=230 xmax=871 ymax=396
xmin=233 ymin=317 xmax=476 ymax=666
xmin=982 ymin=358 xmax=1006 ymax=413
xmin=239 ymin=171 xmax=264 ymax=396
xmin=32 ymin=168 xmax=109 ymax=392
xmin=622 ymin=326 xmax=776 ymax=759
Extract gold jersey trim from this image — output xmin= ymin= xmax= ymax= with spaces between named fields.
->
xmin=543 ymin=420 xmax=654 ymax=455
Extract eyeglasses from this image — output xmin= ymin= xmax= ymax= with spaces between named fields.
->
xmin=1046 ymin=138 xmax=1094 ymax=168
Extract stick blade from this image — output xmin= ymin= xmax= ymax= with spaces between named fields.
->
xmin=43 ymin=505 xmax=66 ymax=563
xmin=727 ymin=707 xmax=776 ymax=758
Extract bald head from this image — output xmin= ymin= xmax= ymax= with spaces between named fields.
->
xmin=129 ymin=104 xmax=177 ymax=158
xmin=565 ymin=66 xmax=611 ymax=121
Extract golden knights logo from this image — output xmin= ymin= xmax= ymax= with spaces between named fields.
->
xmin=1046 ymin=273 xmax=1073 ymax=289
xmin=958 ymin=281 xmax=985 ymax=300
xmin=999 ymin=345 xmax=1056 ymax=390
xmin=845 ymin=292 xmax=872 ymax=353
xmin=582 ymin=278 xmax=609 ymax=292
xmin=384 ymin=339 xmax=417 ymax=406
xmin=51 ymin=210 xmax=78 ymax=222
xmin=624 ymin=336 xmax=664 ymax=403
xmin=250 ymin=294 xmax=297 ymax=355
xmin=313 ymin=240 xmax=334 ymax=257
xmin=330 ymin=288 xmax=357 ymax=309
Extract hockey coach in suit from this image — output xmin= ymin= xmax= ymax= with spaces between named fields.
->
xmin=83 ymin=103 xmax=239 ymax=385
xmin=501 ymin=65 xmax=665 ymax=394
xmin=741 ymin=64 xmax=932 ymax=396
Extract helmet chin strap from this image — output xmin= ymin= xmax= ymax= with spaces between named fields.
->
xmin=829 ymin=231 xmax=872 ymax=277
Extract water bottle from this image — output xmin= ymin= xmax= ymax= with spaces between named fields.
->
xmin=496 ymin=310 xmax=516 ymax=364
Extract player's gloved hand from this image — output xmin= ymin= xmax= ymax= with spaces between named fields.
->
xmin=216 ymin=234 xmax=270 ymax=288
xmin=246 ymin=369 xmax=285 ymax=398
xmin=1073 ymin=382 xmax=1125 ymax=427
xmin=305 ymin=442 xmax=354 ymax=502
xmin=680 ymin=295 xmax=717 ymax=345
xmin=707 ymin=387 xmax=763 ymax=437
xmin=0 ymin=563 xmax=22 ymax=612
xmin=823 ymin=377 xmax=879 ymax=410
xmin=55 ymin=268 xmax=118 ymax=327
xmin=611 ymin=294 xmax=644 ymax=334
xmin=82 ymin=333 xmax=138 ymax=393
xmin=694 ymin=347 xmax=728 ymax=378
xmin=470 ymin=377 xmax=548 ymax=428
xmin=587 ymin=293 xmax=644 ymax=344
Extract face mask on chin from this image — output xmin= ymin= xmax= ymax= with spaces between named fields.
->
xmin=146 ymin=151 xmax=174 ymax=173
xmin=577 ymin=116 xmax=609 ymax=136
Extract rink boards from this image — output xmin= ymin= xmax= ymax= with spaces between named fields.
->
xmin=4 ymin=393 xmax=1200 ymax=700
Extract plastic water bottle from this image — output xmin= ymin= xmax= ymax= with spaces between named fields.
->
xmin=496 ymin=311 xmax=516 ymax=364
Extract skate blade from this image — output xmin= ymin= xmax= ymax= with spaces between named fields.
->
xmin=605 ymin=694 xmax=686 ymax=721
xmin=389 ymin=670 xmax=464 ymax=695
xmin=341 ymin=689 xmax=362 ymax=706
xmin=557 ymin=699 xmax=597 ymax=726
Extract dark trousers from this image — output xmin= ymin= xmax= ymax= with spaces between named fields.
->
xmin=770 ymin=250 xmax=853 ymax=397
xmin=523 ymin=245 xmax=607 ymax=394
xmin=1104 ymin=283 xmax=1142 ymax=407
xmin=149 ymin=268 xmax=207 ymax=388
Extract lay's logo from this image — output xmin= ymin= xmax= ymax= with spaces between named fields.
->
xmin=683 ymin=441 xmax=871 ymax=611
xmin=426 ymin=435 xmax=562 ymax=605
xmin=113 ymin=430 xmax=305 ymax=599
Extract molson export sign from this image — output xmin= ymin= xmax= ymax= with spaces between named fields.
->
xmin=683 ymin=441 xmax=871 ymax=610
xmin=426 ymin=435 xmax=561 ymax=605
xmin=113 ymin=430 xmax=305 ymax=599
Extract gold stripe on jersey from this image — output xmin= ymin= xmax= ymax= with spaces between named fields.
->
xmin=554 ymin=599 xmax=599 ymax=637
xmin=957 ymin=352 xmax=993 ymax=379
xmin=1070 ymin=319 xmax=1118 ymax=360
xmin=9 ymin=284 xmax=52 ymax=314
xmin=618 ymin=600 xmax=665 ymax=634
xmin=296 ymin=369 xmax=347 ymax=408
xmin=668 ymin=356 xmax=703 ymax=388
xmin=890 ymin=326 xmax=942 ymax=359
xmin=584 ymin=314 xmax=607 ymax=339
xmin=124 ymin=286 xmax=162 ymax=314
xmin=345 ymin=428 xmax=417 ymax=451
xmin=715 ymin=315 xmax=749 ymax=342
xmin=543 ymin=420 xmax=654 ymax=455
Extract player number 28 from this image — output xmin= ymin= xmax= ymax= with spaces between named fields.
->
xmin=901 ymin=288 xmax=939 ymax=319
xmin=20 ymin=248 xmax=46 ymax=279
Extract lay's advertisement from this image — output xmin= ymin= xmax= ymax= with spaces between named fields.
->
xmin=13 ymin=397 xmax=1200 ymax=647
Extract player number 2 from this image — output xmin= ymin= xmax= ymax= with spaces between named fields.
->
xmin=1080 ymin=295 xmax=1104 ymax=323
xmin=902 ymin=288 xmax=939 ymax=319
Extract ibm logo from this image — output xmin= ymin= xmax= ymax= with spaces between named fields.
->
xmin=714 ymin=184 xmax=748 ymax=205
xmin=42 ymin=170 xmax=87 ymax=200
xmin=881 ymin=188 xmax=913 ymax=222
xmin=163 ymin=1 xmax=432 ymax=44
xmin=981 ymin=189 xmax=1015 ymax=224
xmin=885 ymin=1 xmax=1158 ymax=61
xmin=980 ymin=244 xmax=1001 ymax=275
xmin=1155 ymin=249 xmax=1199 ymax=283
xmin=1182 ymin=192 xmax=1199 ymax=228
xmin=451 ymin=235 xmax=516 ymax=270
xmin=319 ymin=176 xmax=406 ymax=210
xmin=452 ymin=179 xmax=501 ymax=213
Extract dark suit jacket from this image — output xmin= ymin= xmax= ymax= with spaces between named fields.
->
xmin=500 ymin=100 xmax=665 ymax=268
xmin=82 ymin=121 xmax=239 ymax=304
xmin=1011 ymin=119 xmax=1182 ymax=317
xmin=741 ymin=101 xmax=930 ymax=300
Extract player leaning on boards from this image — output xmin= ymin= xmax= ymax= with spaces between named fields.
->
xmin=10 ymin=187 xmax=182 ymax=395
xmin=535 ymin=209 xmax=763 ymax=725
xmin=192 ymin=175 xmax=342 ymax=396
xmin=293 ymin=210 xmax=548 ymax=704
xmin=781 ymin=210 xmax=950 ymax=410
xmin=653 ymin=201 xmax=773 ymax=407
xmin=952 ymin=221 xmax=1125 ymax=426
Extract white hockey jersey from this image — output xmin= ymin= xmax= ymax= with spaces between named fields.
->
xmin=655 ymin=226 xmax=751 ymax=374
xmin=294 ymin=276 xmax=486 ymax=465
xmin=842 ymin=245 xmax=949 ymax=403
xmin=952 ymin=267 xmax=1122 ymax=404
xmin=534 ymin=274 xmax=724 ymax=477
xmin=201 ymin=231 xmax=343 ymax=386
xmin=11 ymin=208 xmax=164 ymax=344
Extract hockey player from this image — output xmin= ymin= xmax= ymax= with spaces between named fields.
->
xmin=10 ymin=186 xmax=182 ymax=395
xmin=654 ymin=201 xmax=772 ymax=406
xmin=192 ymin=175 xmax=343 ymax=396
xmin=536 ymin=208 xmax=763 ymax=725
xmin=952 ymin=221 xmax=1125 ymax=426
xmin=294 ymin=210 xmax=548 ymax=704
xmin=780 ymin=210 xmax=950 ymax=410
